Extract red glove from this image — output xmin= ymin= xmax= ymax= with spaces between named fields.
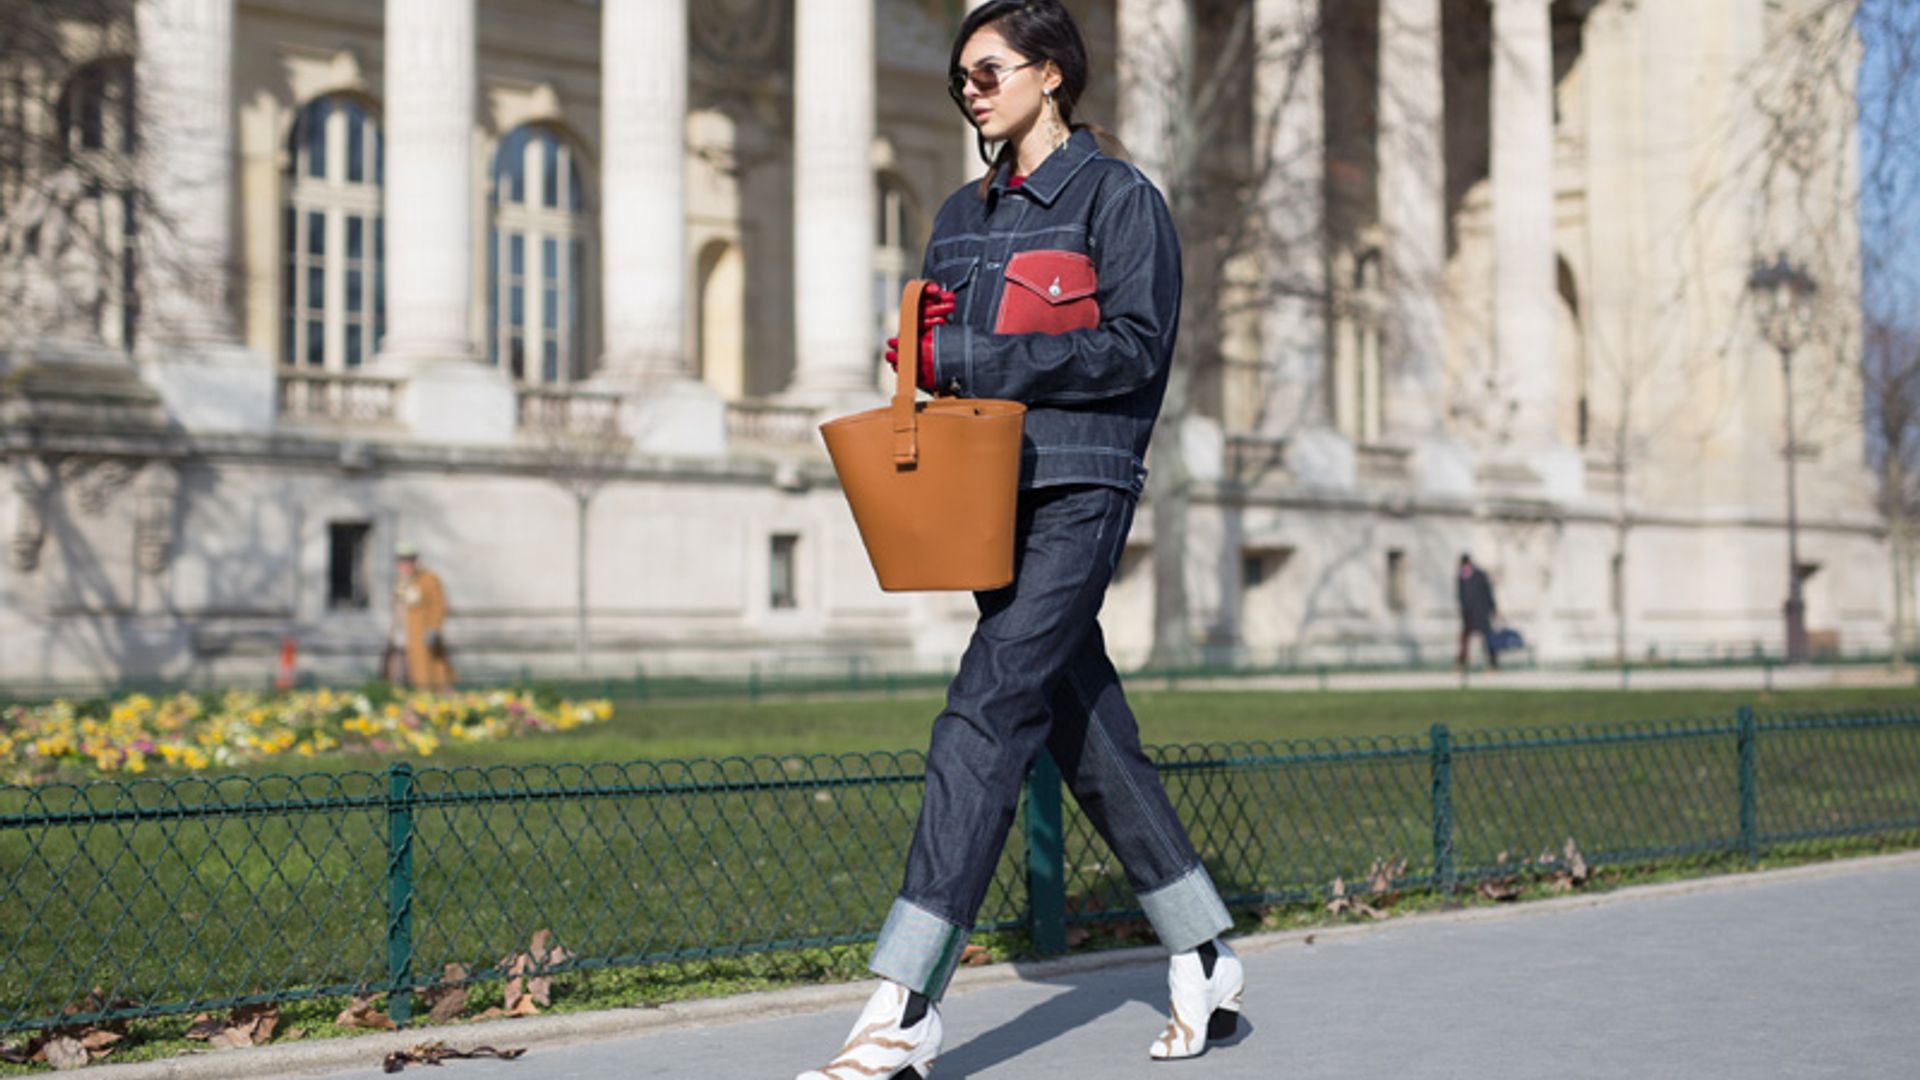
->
xmin=886 ymin=286 xmax=956 ymax=390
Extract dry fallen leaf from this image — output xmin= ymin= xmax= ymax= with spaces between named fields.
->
xmin=201 ymin=1002 xmax=281 ymax=1049
xmin=959 ymin=943 xmax=992 ymax=967
xmin=42 ymin=1037 xmax=89 ymax=1070
xmin=1325 ymin=876 xmax=1384 ymax=920
xmin=184 ymin=1013 xmax=225 ymax=1041
xmin=499 ymin=929 xmax=572 ymax=1016
xmin=1476 ymin=875 xmax=1523 ymax=901
xmin=1365 ymin=856 xmax=1409 ymax=904
xmin=337 ymin=995 xmax=398 ymax=1032
xmin=9 ymin=987 xmax=137 ymax=1068
xmin=381 ymin=1040 xmax=527 ymax=1074
xmin=420 ymin=964 xmax=471 ymax=1024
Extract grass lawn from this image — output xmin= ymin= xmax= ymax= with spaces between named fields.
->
xmin=264 ymin=685 xmax=1920 ymax=773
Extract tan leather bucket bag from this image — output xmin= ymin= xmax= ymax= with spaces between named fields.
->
xmin=820 ymin=280 xmax=1027 ymax=592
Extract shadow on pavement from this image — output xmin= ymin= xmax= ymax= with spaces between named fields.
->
xmin=935 ymin=966 xmax=1258 ymax=1077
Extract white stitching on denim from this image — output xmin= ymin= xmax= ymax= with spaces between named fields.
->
xmin=1062 ymin=495 xmax=1187 ymax=873
xmin=1072 ymin=662 xmax=1187 ymax=873
xmin=1088 ymin=177 xmax=1150 ymax=237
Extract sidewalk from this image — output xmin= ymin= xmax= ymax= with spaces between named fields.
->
xmin=287 ymin=854 xmax=1918 ymax=1080
xmin=1167 ymin=661 xmax=1919 ymax=694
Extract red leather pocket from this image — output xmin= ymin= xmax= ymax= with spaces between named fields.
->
xmin=994 ymin=249 xmax=1099 ymax=335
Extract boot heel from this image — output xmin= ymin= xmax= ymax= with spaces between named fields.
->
xmin=1206 ymin=1007 xmax=1240 ymax=1041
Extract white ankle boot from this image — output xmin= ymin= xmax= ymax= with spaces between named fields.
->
xmin=797 ymin=980 xmax=943 ymax=1080
xmin=1149 ymin=938 xmax=1245 ymax=1060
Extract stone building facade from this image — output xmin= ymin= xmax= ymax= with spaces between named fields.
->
xmin=0 ymin=0 xmax=1896 ymax=684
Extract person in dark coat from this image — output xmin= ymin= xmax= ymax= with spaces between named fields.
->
xmin=1457 ymin=554 xmax=1499 ymax=669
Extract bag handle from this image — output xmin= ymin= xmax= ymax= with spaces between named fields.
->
xmin=892 ymin=279 xmax=931 ymax=468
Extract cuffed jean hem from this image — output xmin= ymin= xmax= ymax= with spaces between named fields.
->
xmin=869 ymin=896 xmax=971 ymax=999
xmin=1137 ymin=863 xmax=1233 ymax=953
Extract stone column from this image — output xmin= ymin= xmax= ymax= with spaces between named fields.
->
xmin=786 ymin=0 xmax=878 ymax=404
xmin=1254 ymin=0 xmax=1350 ymax=485
xmin=599 ymin=0 xmax=723 ymax=455
xmin=1492 ymin=0 xmax=1558 ymax=446
xmin=1117 ymin=0 xmax=1190 ymax=190
xmin=1377 ymin=0 xmax=1466 ymax=492
xmin=378 ymin=0 xmax=513 ymax=444
xmin=134 ymin=0 xmax=274 ymax=432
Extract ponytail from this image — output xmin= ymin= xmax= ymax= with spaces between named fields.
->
xmin=975 ymin=139 xmax=1015 ymax=200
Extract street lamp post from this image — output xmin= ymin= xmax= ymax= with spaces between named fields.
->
xmin=1747 ymin=253 xmax=1819 ymax=664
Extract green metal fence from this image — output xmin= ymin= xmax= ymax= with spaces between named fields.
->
xmin=3 ymin=708 xmax=1918 ymax=1036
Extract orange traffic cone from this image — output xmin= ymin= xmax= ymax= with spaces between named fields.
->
xmin=275 ymin=636 xmax=298 ymax=691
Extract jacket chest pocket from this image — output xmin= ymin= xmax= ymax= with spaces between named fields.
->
xmin=930 ymin=255 xmax=979 ymax=323
xmin=993 ymin=249 xmax=1099 ymax=335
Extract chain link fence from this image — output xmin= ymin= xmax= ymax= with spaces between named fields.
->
xmin=3 ymin=708 xmax=1917 ymax=1035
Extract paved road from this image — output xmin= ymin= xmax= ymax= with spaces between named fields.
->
xmin=309 ymin=859 xmax=1920 ymax=1080
xmin=1169 ymin=662 xmax=1917 ymax=694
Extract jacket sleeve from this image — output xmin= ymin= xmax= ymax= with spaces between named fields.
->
xmin=929 ymin=176 xmax=1181 ymax=406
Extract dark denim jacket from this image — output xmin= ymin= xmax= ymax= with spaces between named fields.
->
xmin=924 ymin=127 xmax=1181 ymax=495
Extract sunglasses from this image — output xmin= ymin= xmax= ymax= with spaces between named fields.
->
xmin=947 ymin=59 xmax=1042 ymax=107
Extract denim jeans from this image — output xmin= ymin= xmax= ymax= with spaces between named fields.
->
xmin=869 ymin=485 xmax=1232 ymax=998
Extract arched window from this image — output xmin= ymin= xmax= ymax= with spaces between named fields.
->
xmin=873 ymin=173 xmax=919 ymax=353
xmin=57 ymin=57 xmax=138 ymax=349
xmin=61 ymin=58 xmax=137 ymax=157
xmin=283 ymin=95 xmax=384 ymax=369
xmin=695 ymin=239 xmax=746 ymax=401
xmin=488 ymin=125 xmax=589 ymax=384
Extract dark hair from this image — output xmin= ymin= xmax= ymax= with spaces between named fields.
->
xmin=950 ymin=0 xmax=1123 ymax=198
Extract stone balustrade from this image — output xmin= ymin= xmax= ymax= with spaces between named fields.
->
xmin=725 ymin=400 xmax=821 ymax=448
xmin=516 ymin=386 xmax=624 ymax=439
xmin=1356 ymin=443 xmax=1415 ymax=487
xmin=275 ymin=370 xmax=401 ymax=426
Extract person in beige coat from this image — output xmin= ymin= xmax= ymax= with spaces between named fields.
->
xmin=388 ymin=542 xmax=454 ymax=690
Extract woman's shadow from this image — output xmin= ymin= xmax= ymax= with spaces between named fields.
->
xmin=932 ymin=960 xmax=1255 ymax=1077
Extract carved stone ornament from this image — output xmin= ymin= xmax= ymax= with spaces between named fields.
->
xmin=691 ymin=0 xmax=785 ymax=71
xmin=56 ymin=455 xmax=141 ymax=516
xmin=135 ymin=464 xmax=181 ymax=575
xmin=8 ymin=457 xmax=52 ymax=573
xmin=690 ymin=0 xmax=790 ymax=113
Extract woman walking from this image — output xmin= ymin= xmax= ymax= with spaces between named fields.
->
xmin=798 ymin=3 xmax=1243 ymax=1076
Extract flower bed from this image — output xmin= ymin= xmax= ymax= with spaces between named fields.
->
xmin=0 ymin=689 xmax=614 ymax=784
